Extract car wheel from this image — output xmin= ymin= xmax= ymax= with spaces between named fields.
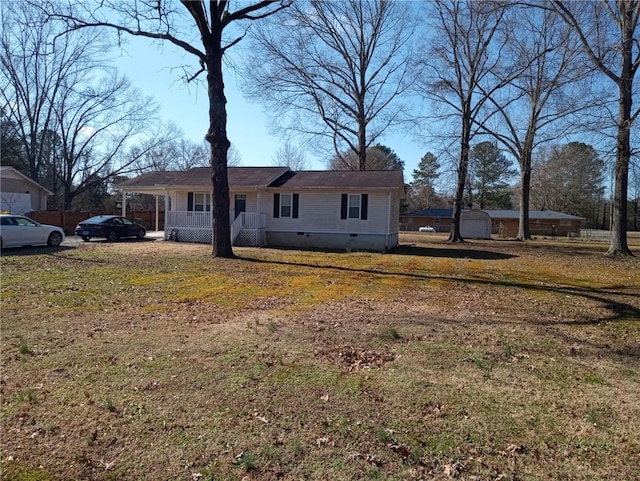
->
xmin=81 ymin=236 xmax=90 ymax=242
xmin=137 ymin=229 xmax=146 ymax=240
xmin=47 ymin=231 xmax=63 ymax=247
xmin=107 ymin=231 xmax=118 ymax=242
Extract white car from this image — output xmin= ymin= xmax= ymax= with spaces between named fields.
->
xmin=419 ymin=226 xmax=436 ymax=232
xmin=0 ymin=214 xmax=65 ymax=249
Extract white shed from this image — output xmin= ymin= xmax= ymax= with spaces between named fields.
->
xmin=461 ymin=209 xmax=492 ymax=239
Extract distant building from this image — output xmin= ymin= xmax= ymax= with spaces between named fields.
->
xmin=401 ymin=208 xmax=584 ymax=237
xmin=400 ymin=208 xmax=453 ymax=232
xmin=485 ymin=210 xmax=584 ymax=237
xmin=0 ymin=166 xmax=52 ymax=214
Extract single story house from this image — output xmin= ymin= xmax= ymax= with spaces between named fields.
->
xmin=401 ymin=208 xmax=584 ymax=237
xmin=0 ymin=166 xmax=52 ymax=214
xmin=115 ymin=167 xmax=405 ymax=251
xmin=400 ymin=208 xmax=453 ymax=232
xmin=486 ymin=210 xmax=584 ymax=237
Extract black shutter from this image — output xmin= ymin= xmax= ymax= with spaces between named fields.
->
xmin=187 ymin=192 xmax=194 ymax=211
xmin=361 ymin=194 xmax=368 ymax=220
xmin=292 ymin=193 xmax=299 ymax=218
xmin=340 ymin=194 xmax=348 ymax=219
xmin=273 ymin=193 xmax=280 ymax=218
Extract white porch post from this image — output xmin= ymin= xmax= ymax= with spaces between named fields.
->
xmin=155 ymin=194 xmax=159 ymax=231
xmin=164 ymin=190 xmax=170 ymax=228
xmin=121 ymin=191 xmax=126 ymax=216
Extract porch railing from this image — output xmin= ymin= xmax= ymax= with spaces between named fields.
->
xmin=165 ymin=211 xmax=212 ymax=228
xmin=231 ymin=212 xmax=266 ymax=245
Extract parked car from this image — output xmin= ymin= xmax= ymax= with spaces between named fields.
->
xmin=75 ymin=215 xmax=146 ymax=242
xmin=0 ymin=214 xmax=65 ymax=248
xmin=419 ymin=226 xmax=436 ymax=232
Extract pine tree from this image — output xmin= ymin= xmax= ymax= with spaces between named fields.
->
xmin=469 ymin=142 xmax=516 ymax=209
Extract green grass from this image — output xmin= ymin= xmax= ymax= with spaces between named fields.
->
xmin=1 ymin=237 xmax=639 ymax=481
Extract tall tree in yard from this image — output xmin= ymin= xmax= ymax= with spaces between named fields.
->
xmin=415 ymin=0 xmax=513 ymax=241
xmin=411 ymin=152 xmax=441 ymax=210
xmin=46 ymin=0 xmax=289 ymax=258
xmin=476 ymin=4 xmax=591 ymax=240
xmin=549 ymin=0 xmax=639 ymax=256
xmin=1 ymin=0 xmax=167 ymax=210
xmin=0 ymin=0 xmax=102 ymax=185
xmin=245 ymin=0 xmax=414 ymax=171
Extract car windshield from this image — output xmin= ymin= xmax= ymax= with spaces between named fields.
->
xmin=83 ymin=216 xmax=114 ymax=224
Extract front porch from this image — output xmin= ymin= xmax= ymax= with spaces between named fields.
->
xmin=164 ymin=211 xmax=267 ymax=246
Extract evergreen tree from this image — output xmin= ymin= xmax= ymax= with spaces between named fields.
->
xmin=469 ymin=142 xmax=516 ymax=209
xmin=329 ymin=144 xmax=404 ymax=171
xmin=531 ymin=142 xmax=606 ymax=227
xmin=411 ymin=152 xmax=440 ymax=210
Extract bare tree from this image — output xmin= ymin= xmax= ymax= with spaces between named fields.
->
xmin=478 ymin=4 xmax=592 ymax=240
xmin=245 ymin=0 xmax=414 ymax=171
xmin=272 ymin=140 xmax=309 ymax=170
xmin=45 ymin=0 xmax=289 ymax=258
xmin=0 ymin=0 xmax=103 ymax=184
xmin=1 ymin=0 xmax=167 ymax=210
xmin=549 ymin=0 xmax=639 ymax=256
xmin=415 ymin=0 xmax=513 ymax=242
xmin=328 ymin=143 xmax=404 ymax=171
xmin=53 ymin=75 xmax=164 ymax=209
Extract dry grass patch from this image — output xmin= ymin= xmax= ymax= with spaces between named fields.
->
xmin=1 ymin=236 xmax=639 ymax=480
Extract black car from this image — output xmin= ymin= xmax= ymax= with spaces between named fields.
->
xmin=75 ymin=215 xmax=146 ymax=242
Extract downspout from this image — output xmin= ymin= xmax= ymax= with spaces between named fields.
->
xmin=155 ymin=194 xmax=159 ymax=231
xmin=121 ymin=191 xmax=126 ymax=217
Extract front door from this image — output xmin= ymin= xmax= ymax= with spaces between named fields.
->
xmin=234 ymin=194 xmax=246 ymax=220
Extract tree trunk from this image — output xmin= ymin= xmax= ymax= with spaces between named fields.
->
xmin=450 ymin=113 xmax=471 ymax=242
xmin=516 ymin=158 xmax=532 ymax=240
xmin=205 ymin=40 xmax=234 ymax=258
xmin=606 ymin=12 xmax=634 ymax=256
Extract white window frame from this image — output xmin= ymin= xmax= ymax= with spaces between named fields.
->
xmin=194 ymin=193 xmax=211 ymax=212
xmin=348 ymin=194 xmax=361 ymax=219
xmin=280 ymin=193 xmax=293 ymax=218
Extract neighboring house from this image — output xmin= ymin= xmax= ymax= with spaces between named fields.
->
xmin=115 ymin=167 xmax=405 ymax=251
xmin=0 ymin=166 xmax=52 ymax=214
xmin=486 ymin=210 xmax=584 ymax=237
xmin=402 ymin=208 xmax=584 ymax=238
xmin=400 ymin=208 xmax=453 ymax=232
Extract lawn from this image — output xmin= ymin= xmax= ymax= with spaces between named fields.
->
xmin=1 ymin=235 xmax=639 ymax=481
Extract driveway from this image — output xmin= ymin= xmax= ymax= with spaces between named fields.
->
xmin=61 ymin=231 xmax=164 ymax=247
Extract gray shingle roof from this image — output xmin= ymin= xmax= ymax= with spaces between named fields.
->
xmin=116 ymin=167 xmax=290 ymax=189
xmin=116 ymin=167 xmax=405 ymax=193
xmin=271 ymin=170 xmax=404 ymax=190
xmin=484 ymin=210 xmax=584 ymax=220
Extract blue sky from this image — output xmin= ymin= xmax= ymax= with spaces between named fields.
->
xmin=113 ymin=36 xmax=430 ymax=181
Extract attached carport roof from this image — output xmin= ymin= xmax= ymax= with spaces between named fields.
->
xmin=115 ymin=167 xmax=290 ymax=193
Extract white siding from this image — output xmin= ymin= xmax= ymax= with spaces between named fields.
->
xmin=265 ymin=189 xmax=392 ymax=235
xmin=230 ymin=190 xmax=258 ymax=219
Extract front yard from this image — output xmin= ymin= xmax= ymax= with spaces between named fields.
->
xmin=1 ymin=235 xmax=639 ymax=480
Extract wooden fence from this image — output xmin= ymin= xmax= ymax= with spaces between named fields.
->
xmin=31 ymin=210 xmax=165 ymax=235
